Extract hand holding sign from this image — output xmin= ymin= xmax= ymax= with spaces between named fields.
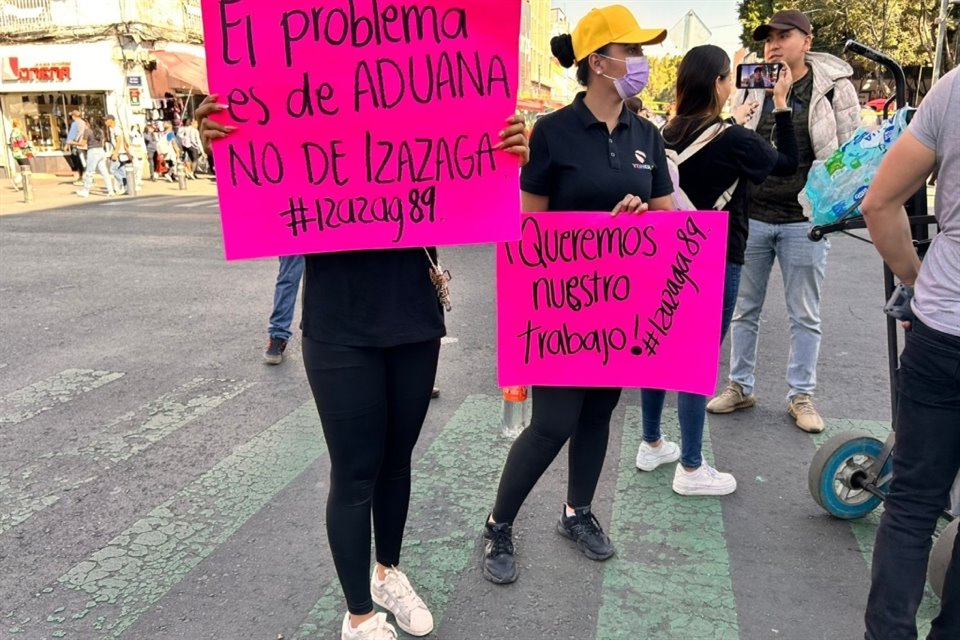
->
xmin=196 ymin=94 xmax=233 ymax=155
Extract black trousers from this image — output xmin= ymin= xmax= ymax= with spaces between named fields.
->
xmin=302 ymin=336 xmax=440 ymax=615
xmin=865 ymin=320 xmax=960 ymax=639
xmin=65 ymin=152 xmax=83 ymax=177
xmin=492 ymin=386 xmax=622 ymax=524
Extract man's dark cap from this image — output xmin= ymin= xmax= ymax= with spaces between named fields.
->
xmin=753 ymin=9 xmax=812 ymax=41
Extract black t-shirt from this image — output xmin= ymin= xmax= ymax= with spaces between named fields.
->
xmin=666 ymin=122 xmax=778 ymax=264
xmin=301 ymin=248 xmax=445 ymax=348
xmin=521 ymin=92 xmax=673 ymax=210
xmin=750 ymin=67 xmax=815 ymax=223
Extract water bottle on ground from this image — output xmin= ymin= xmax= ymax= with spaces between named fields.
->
xmin=501 ymin=386 xmax=529 ymax=440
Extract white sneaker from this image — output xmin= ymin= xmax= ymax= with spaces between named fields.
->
xmin=341 ymin=612 xmax=397 ymax=640
xmin=75 ymin=190 xmax=90 ymax=197
xmin=635 ymin=439 xmax=681 ymax=471
xmin=370 ymin=566 xmax=434 ymax=636
xmin=672 ymin=463 xmax=737 ymax=496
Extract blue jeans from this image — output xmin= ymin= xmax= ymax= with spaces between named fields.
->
xmin=729 ymin=219 xmax=829 ymax=399
xmin=110 ymin=160 xmax=127 ymax=189
xmin=81 ymin=147 xmax=114 ymax=195
xmin=268 ymin=255 xmax=305 ymax=341
xmin=865 ymin=321 xmax=960 ymax=640
xmin=641 ymin=262 xmax=742 ymax=468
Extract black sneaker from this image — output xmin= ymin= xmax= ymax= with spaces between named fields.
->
xmin=263 ymin=337 xmax=287 ymax=365
xmin=556 ymin=506 xmax=615 ymax=561
xmin=481 ymin=520 xmax=518 ymax=584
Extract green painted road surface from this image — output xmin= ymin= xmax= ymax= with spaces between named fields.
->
xmin=598 ymin=408 xmax=738 ymax=639
xmin=3 ymin=380 xmax=941 ymax=639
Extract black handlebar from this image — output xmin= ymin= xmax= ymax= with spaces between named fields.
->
xmin=844 ymin=39 xmax=908 ymax=108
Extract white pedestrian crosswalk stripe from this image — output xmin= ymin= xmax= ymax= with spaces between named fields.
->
xmin=0 ymin=377 xmax=251 ymax=535
xmin=0 ymin=369 xmax=124 ymax=425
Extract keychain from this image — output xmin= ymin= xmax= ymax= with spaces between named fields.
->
xmin=424 ymin=249 xmax=452 ymax=311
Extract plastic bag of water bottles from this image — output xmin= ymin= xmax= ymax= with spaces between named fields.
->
xmin=800 ymin=108 xmax=914 ymax=225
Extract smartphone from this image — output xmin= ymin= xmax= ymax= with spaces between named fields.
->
xmin=736 ymin=63 xmax=782 ymax=90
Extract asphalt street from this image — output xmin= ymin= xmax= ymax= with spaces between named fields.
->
xmin=0 ymin=193 xmax=946 ymax=639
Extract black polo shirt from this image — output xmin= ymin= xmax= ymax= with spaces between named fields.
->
xmin=521 ymin=92 xmax=673 ymax=211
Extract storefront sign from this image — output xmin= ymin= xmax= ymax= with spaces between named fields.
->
xmin=497 ymin=212 xmax=730 ymax=395
xmin=129 ymin=88 xmax=141 ymax=106
xmin=127 ymin=75 xmax=143 ymax=86
xmin=201 ymin=0 xmax=522 ymax=260
xmin=2 ymin=57 xmax=71 ymax=82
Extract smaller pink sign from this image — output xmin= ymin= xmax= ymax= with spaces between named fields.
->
xmin=497 ymin=212 xmax=730 ymax=395
xmin=200 ymin=0 xmax=522 ymax=260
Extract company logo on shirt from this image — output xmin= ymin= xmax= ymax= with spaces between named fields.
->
xmin=633 ymin=149 xmax=652 ymax=171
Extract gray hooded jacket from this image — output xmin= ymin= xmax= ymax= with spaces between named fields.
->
xmin=736 ymin=52 xmax=861 ymax=160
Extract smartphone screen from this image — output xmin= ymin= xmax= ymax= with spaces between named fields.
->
xmin=736 ymin=63 xmax=781 ymax=89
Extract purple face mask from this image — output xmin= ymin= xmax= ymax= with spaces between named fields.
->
xmin=599 ymin=54 xmax=650 ymax=99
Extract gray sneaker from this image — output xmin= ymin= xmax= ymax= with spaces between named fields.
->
xmin=706 ymin=382 xmax=756 ymax=414
xmin=788 ymin=394 xmax=825 ymax=433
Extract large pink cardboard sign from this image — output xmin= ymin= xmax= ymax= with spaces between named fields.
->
xmin=497 ymin=212 xmax=730 ymax=395
xmin=201 ymin=1 xmax=522 ymax=260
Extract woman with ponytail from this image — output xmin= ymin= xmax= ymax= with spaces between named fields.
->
xmin=635 ymin=44 xmax=798 ymax=496
xmin=481 ymin=4 xmax=672 ymax=586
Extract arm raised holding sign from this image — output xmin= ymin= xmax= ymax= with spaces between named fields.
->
xmin=482 ymin=4 xmax=672 ymax=586
xmin=195 ymin=87 xmax=528 ymax=638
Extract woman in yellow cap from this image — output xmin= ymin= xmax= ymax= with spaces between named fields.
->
xmin=482 ymin=4 xmax=673 ymax=585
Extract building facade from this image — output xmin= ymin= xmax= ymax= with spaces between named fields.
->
xmin=0 ymin=0 xmax=207 ymax=176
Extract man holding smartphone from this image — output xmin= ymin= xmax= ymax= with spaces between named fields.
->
xmin=708 ymin=9 xmax=861 ymax=432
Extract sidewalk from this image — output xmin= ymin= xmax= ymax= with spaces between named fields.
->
xmin=0 ymin=172 xmax=219 ymax=216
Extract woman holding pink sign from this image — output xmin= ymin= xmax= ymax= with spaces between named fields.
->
xmin=481 ymin=5 xmax=674 ymax=586
xmin=195 ymin=103 xmax=528 ymax=639
xmin=636 ymin=44 xmax=798 ymax=496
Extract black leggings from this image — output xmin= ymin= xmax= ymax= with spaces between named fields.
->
xmin=492 ymin=386 xmax=622 ymax=524
xmin=302 ymin=336 xmax=440 ymax=615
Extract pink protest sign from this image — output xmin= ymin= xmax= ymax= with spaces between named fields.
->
xmin=497 ymin=212 xmax=730 ymax=395
xmin=200 ymin=1 xmax=522 ymax=260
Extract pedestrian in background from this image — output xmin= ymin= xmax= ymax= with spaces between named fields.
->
xmin=129 ymin=124 xmax=147 ymax=191
xmin=75 ymin=116 xmax=115 ymax=198
xmin=709 ymin=9 xmax=860 ymax=433
xmin=63 ymin=110 xmax=87 ymax=185
xmin=196 ymin=99 xmax=529 ymax=639
xmin=637 ymin=44 xmax=798 ymax=496
xmin=8 ymin=119 xmax=33 ymax=191
xmin=178 ymin=118 xmax=202 ymax=179
xmin=144 ymin=123 xmax=159 ymax=181
xmin=481 ymin=4 xmax=673 ymax=587
xmin=861 ymin=66 xmax=959 ymax=640
xmin=105 ymin=115 xmax=130 ymax=193
xmin=160 ymin=121 xmax=180 ymax=181
xmin=263 ymin=256 xmax=305 ymax=365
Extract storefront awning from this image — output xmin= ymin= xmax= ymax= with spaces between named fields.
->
xmin=148 ymin=50 xmax=208 ymax=96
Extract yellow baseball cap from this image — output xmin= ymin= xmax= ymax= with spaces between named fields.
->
xmin=572 ymin=5 xmax=667 ymax=62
